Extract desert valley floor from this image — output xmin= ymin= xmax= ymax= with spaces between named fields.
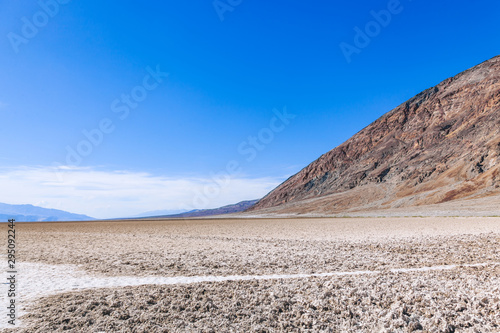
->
xmin=1 ymin=217 xmax=500 ymax=332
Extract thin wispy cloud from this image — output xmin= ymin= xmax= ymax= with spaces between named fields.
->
xmin=0 ymin=166 xmax=284 ymax=219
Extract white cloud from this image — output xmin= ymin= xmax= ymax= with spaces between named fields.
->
xmin=0 ymin=166 xmax=284 ymax=219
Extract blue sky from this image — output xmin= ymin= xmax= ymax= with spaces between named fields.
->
xmin=1 ymin=0 xmax=499 ymax=218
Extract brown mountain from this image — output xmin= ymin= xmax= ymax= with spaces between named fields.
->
xmin=250 ymin=56 xmax=500 ymax=215
xmin=154 ymin=200 xmax=259 ymax=218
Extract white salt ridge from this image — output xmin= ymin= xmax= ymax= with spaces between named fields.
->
xmin=1 ymin=261 xmax=498 ymax=329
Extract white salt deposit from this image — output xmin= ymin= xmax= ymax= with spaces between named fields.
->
xmin=1 ymin=261 xmax=498 ymax=329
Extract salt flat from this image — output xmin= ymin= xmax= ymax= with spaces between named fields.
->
xmin=2 ymin=217 xmax=499 ymax=332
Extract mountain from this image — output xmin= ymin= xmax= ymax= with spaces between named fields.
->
xmin=151 ymin=200 xmax=259 ymax=218
xmin=134 ymin=209 xmax=189 ymax=218
xmin=250 ymin=56 xmax=500 ymax=215
xmin=0 ymin=203 xmax=95 ymax=222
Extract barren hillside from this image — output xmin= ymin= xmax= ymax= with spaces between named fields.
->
xmin=251 ymin=56 xmax=500 ymax=214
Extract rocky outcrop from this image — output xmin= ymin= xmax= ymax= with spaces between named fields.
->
xmin=251 ymin=56 xmax=500 ymax=214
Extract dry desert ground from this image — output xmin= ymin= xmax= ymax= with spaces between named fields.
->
xmin=1 ymin=217 xmax=500 ymax=332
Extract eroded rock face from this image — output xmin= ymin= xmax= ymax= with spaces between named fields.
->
xmin=251 ymin=56 xmax=500 ymax=213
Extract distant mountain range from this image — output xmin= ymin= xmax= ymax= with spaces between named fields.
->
xmin=0 ymin=199 xmax=258 ymax=222
xmin=0 ymin=203 xmax=95 ymax=222
xmin=134 ymin=209 xmax=189 ymax=218
xmin=141 ymin=200 xmax=259 ymax=219
xmin=250 ymin=55 xmax=500 ymax=215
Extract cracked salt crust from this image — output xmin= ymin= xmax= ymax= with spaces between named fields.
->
xmin=1 ymin=261 xmax=499 ymax=330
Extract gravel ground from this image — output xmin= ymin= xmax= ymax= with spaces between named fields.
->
xmin=15 ymin=265 xmax=500 ymax=332
xmin=2 ymin=217 xmax=499 ymax=332
xmin=16 ymin=218 xmax=500 ymax=277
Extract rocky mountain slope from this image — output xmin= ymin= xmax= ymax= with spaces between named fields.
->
xmin=250 ymin=56 xmax=500 ymax=215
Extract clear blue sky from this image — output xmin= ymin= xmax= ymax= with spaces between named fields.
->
xmin=1 ymin=0 xmax=499 ymax=218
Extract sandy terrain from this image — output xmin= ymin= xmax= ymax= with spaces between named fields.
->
xmin=241 ymin=194 xmax=500 ymax=218
xmin=1 ymin=217 xmax=499 ymax=332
